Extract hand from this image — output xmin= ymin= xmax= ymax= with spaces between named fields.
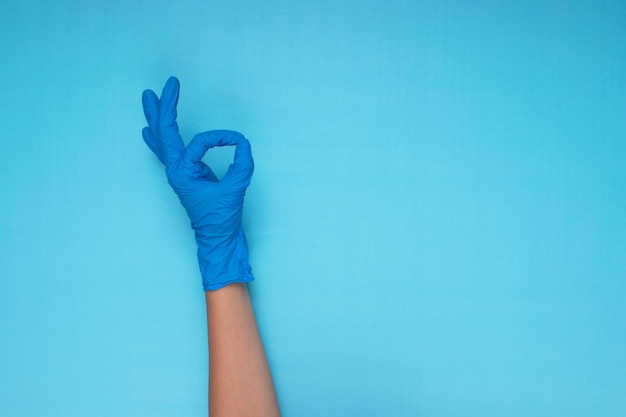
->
xmin=141 ymin=77 xmax=255 ymax=291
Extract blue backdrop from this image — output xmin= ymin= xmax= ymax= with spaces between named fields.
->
xmin=1 ymin=1 xmax=625 ymax=416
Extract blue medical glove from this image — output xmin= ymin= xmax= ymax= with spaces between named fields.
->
xmin=141 ymin=77 xmax=254 ymax=291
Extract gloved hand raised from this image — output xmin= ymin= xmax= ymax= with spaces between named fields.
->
xmin=141 ymin=77 xmax=254 ymax=291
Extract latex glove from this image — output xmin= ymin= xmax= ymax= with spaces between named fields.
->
xmin=141 ymin=77 xmax=254 ymax=291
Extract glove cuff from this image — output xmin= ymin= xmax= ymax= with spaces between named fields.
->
xmin=195 ymin=229 xmax=254 ymax=291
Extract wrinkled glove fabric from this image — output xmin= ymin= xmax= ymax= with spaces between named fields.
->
xmin=141 ymin=77 xmax=254 ymax=291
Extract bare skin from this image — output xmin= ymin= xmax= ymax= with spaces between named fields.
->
xmin=206 ymin=283 xmax=281 ymax=417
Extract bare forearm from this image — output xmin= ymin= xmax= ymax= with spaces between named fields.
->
xmin=206 ymin=284 xmax=280 ymax=417
xmin=141 ymin=78 xmax=277 ymax=416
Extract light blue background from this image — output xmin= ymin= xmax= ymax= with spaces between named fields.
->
xmin=1 ymin=1 xmax=625 ymax=416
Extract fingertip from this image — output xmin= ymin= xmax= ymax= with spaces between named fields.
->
xmin=142 ymin=89 xmax=158 ymax=105
xmin=142 ymin=125 xmax=154 ymax=140
xmin=224 ymin=137 xmax=254 ymax=186
xmin=162 ymin=77 xmax=180 ymax=102
xmin=233 ymin=137 xmax=253 ymax=164
xmin=166 ymin=76 xmax=180 ymax=88
xmin=160 ymin=77 xmax=180 ymax=124
xmin=142 ymin=89 xmax=159 ymax=124
xmin=240 ymin=136 xmax=252 ymax=151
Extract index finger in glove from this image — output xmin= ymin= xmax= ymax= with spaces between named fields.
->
xmin=185 ymin=130 xmax=254 ymax=187
xmin=142 ymin=89 xmax=159 ymax=127
xmin=185 ymin=130 xmax=246 ymax=163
